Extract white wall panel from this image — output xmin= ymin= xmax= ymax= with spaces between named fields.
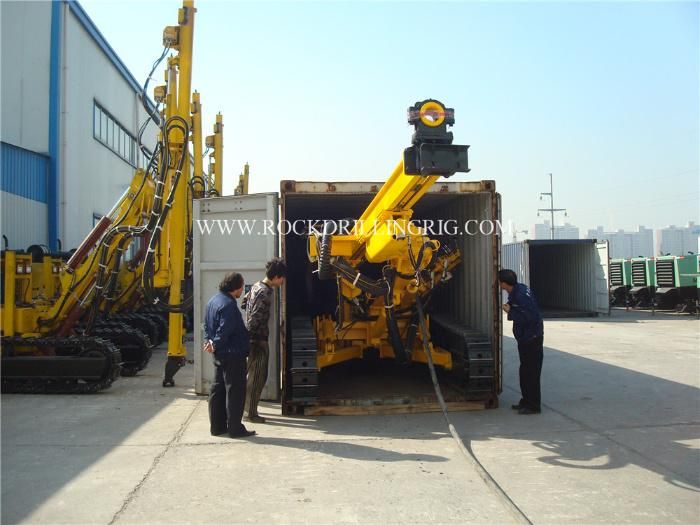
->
xmin=0 ymin=1 xmax=51 ymax=152
xmin=60 ymin=8 xmax=158 ymax=249
xmin=1 ymin=191 xmax=48 ymax=249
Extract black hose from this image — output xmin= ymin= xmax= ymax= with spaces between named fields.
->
xmin=317 ymin=221 xmax=335 ymax=280
xmin=140 ymin=117 xmax=194 ymax=313
xmin=140 ymin=45 xmax=169 ymax=127
xmin=382 ymin=266 xmax=407 ymax=363
xmin=414 ymin=296 xmax=532 ymax=525
xmin=331 ymin=258 xmax=388 ymax=297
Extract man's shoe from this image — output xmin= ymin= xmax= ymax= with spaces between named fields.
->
xmin=211 ymin=430 xmax=228 ymax=437
xmin=229 ymin=429 xmax=256 ymax=438
xmin=511 ymin=404 xmax=522 ymax=410
xmin=518 ymin=407 xmax=541 ymax=415
xmin=246 ymin=415 xmax=266 ymax=423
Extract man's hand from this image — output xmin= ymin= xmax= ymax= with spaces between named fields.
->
xmin=202 ymin=339 xmax=215 ymax=354
xmin=502 ymin=304 xmax=511 ymax=313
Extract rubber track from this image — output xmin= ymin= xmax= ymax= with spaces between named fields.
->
xmin=109 ymin=314 xmax=161 ymax=347
xmin=90 ymin=323 xmax=152 ymax=376
xmin=289 ymin=317 xmax=319 ymax=403
xmin=137 ymin=307 xmax=170 ymax=342
xmin=1 ymin=336 xmax=122 ymax=394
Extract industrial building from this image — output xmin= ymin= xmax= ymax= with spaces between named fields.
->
xmin=0 ymin=0 xmax=157 ymax=252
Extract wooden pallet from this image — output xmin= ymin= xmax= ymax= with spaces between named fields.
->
xmin=301 ymin=392 xmax=497 ymax=416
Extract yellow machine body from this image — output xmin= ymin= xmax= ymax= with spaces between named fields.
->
xmin=1 ymin=0 xmax=215 ymax=391
xmin=307 ymin=100 xmax=469 ymax=371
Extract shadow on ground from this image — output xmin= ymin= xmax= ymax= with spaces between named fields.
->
xmin=2 ymin=313 xmax=699 ymax=523
xmin=257 ymin=332 xmax=700 ymax=492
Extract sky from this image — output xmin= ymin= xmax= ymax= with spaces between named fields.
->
xmin=81 ymin=0 xmax=699 ymax=235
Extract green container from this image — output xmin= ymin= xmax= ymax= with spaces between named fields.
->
xmin=630 ymin=257 xmax=655 ymax=287
xmin=676 ymin=255 xmax=700 ymax=288
xmin=654 ymin=255 xmax=699 ymax=288
xmin=609 ymin=259 xmax=632 ymax=287
xmin=609 ymin=258 xmax=632 ymax=306
xmin=654 ymin=255 xmax=700 ymax=309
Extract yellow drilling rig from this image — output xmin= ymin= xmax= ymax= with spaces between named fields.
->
xmin=1 ymin=0 xmax=219 ymax=392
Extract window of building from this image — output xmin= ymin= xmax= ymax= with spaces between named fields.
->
xmin=93 ymin=100 xmax=152 ymax=169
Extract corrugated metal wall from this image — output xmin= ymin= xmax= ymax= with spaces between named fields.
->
xmin=504 ymin=241 xmax=599 ymax=314
xmin=529 ymin=243 xmax=595 ymax=312
xmin=428 ymin=193 xmax=497 ymax=339
xmin=1 ymin=142 xmax=50 ymax=249
xmin=502 ymin=242 xmax=530 ymax=289
xmin=1 ymin=142 xmax=49 ymax=203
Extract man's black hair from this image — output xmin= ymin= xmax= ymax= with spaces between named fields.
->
xmin=219 ymin=272 xmax=244 ymax=293
xmin=498 ymin=269 xmax=518 ymax=286
xmin=265 ymin=257 xmax=287 ymax=279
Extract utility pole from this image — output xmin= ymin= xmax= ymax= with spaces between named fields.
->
xmin=538 ymin=173 xmax=567 ymax=240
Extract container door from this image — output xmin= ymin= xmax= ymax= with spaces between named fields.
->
xmin=194 ymin=193 xmax=280 ymax=400
xmin=500 ymin=241 xmax=529 ymax=303
xmin=595 ymin=241 xmax=610 ymax=315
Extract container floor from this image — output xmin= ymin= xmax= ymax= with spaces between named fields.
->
xmin=297 ymin=359 xmax=495 ymax=415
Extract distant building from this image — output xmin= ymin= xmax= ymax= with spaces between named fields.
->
xmin=586 ymin=226 xmax=654 ymax=259
xmin=656 ymin=222 xmax=700 ymax=256
xmin=530 ymin=221 xmax=579 ymax=240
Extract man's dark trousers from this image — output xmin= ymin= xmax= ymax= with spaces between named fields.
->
xmin=517 ymin=336 xmax=543 ymax=410
xmin=209 ymin=353 xmax=247 ymax=436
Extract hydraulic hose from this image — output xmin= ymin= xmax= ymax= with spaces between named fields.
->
xmin=382 ymin=266 xmax=407 ymax=363
xmin=317 ymin=221 xmax=335 ymax=280
xmin=414 ymin=296 xmax=532 ymax=525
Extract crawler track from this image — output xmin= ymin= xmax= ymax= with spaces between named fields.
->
xmin=1 ymin=336 xmax=121 ymax=393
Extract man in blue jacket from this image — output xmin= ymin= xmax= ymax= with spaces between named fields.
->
xmin=498 ymin=269 xmax=544 ymax=415
xmin=203 ymin=272 xmax=255 ymax=437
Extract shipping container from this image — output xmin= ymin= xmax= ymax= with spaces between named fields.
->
xmin=502 ymin=240 xmax=609 ymax=318
xmin=193 ymin=193 xmax=280 ymax=401
xmin=194 ymin=180 xmax=503 ymax=415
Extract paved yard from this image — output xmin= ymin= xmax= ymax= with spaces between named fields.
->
xmin=2 ymin=309 xmax=698 ymax=524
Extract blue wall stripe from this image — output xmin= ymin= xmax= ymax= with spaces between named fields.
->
xmin=48 ymin=0 xmax=62 ymax=250
xmin=1 ymin=142 xmax=50 ymax=203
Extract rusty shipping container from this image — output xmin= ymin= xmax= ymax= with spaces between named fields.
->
xmin=194 ymin=180 xmax=503 ymax=415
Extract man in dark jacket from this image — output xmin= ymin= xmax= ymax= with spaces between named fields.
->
xmin=498 ymin=269 xmax=544 ymax=415
xmin=241 ymin=258 xmax=286 ymax=423
xmin=203 ymin=272 xmax=255 ymax=438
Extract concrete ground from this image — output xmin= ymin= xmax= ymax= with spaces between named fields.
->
xmin=2 ymin=309 xmax=699 ymax=524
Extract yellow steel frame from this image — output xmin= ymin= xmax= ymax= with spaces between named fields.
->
xmin=205 ymin=113 xmax=223 ymax=195
xmin=1 ymin=1 xmax=207 ymax=379
xmin=1 ymin=169 xmax=156 ymax=338
xmin=234 ymin=162 xmax=249 ymax=196
xmin=162 ymin=1 xmax=195 ymax=360
xmin=308 ymin=159 xmax=461 ymax=370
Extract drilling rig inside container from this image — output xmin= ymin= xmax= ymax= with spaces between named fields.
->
xmin=285 ymin=100 xmax=498 ymax=410
xmin=1 ymin=0 xmax=221 ymax=392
